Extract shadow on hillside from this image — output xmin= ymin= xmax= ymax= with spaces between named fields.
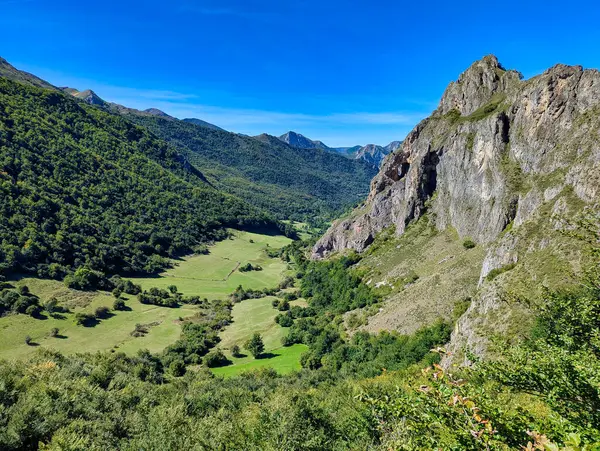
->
xmin=257 ymin=352 xmax=279 ymax=360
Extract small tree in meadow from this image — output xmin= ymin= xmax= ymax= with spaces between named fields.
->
xmin=231 ymin=344 xmax=241 ymax=357
xmin=245 ymin=333 xmax=265 ymax=359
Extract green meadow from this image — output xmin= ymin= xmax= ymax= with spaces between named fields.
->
xmin=211 ymin=296 xmax=308 ymax=377
xmin=0 ymin=231 xmax=293 ymax=361
xmin=128 ymin=230 xmax=292 ymax=298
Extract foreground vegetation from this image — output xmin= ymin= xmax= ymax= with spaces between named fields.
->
xmin=1 ymin=213 xmax=598 ymax=449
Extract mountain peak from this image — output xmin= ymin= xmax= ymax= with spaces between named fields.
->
xmin=437 ymin=55 xmax=523 ymax=116
xmin=279 ymin=131 xmax=330 ymax=150
xmin=182 ymin=118 xmax=224 ymax=131
xmin=60 ymin=87 xmax=106 ymax=106
xmin=144 ymin=108 xmax=172 ymax=118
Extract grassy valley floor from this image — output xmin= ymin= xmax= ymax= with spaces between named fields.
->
xmin=212 ymin=296 xmax=308 ymax=377
xmin=0 ymin=231 xmax=293 ymax=361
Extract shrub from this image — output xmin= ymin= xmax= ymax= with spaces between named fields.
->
xmin=44 ymin=297 xmax=58 ymax=315
xmin=94 ymin=306 xmax=111 ymax=319
xmin=275 ymin=312 xmax=293 ymax=327
xmin=50 ymin=327 xmax=59 ymax=337
xmin=485 ymin=263 xmax=516 ymax=281
xmin=24 ymin=335 xmax=32 ymax=345
xmin=113 ymin=298 xmax=126 ymax=311
xmin=204 ymin=349 xmax=229 ymax=368
xmin=231 ymin=344 xmax=241 ymax=357
xmin=74 ymin=312 xmax=96 ymax=326
xmin=169 ymin=359 xmax=186 ymax=377
xmin=278 ymin=299 xmax=290 ymax=311
xmin=463 ymin=238 xmax=476 ymax=249
xmin=25 ymin=304 xmax=42 ymax=317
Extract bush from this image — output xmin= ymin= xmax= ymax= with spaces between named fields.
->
xmin=169 ymin=359 xmax=186 ymax=377
xmin=74 ymin=312 xmax=96 ymax=326
xmin=50 ymin=327 xmax=59 ymax=337
xmin=239 ymin=263 xmax=262 ymax=272
xmin=94 ymin=306 xmax=111 ymax=319
xmin=25 ymin=304 xmax=42 ymax=317
xmin=231 ymin=344 xmax=241 ymax=357
xmin=462 ymin=238 xmax=476 ymax=249
xmin=278 ymin=299 xmax=290 ymax=311
xmin=24 ymin=335 xmax=32 ymax=345
xmin=113 ymin=298 xmax=126 ymax=311
xmin=275 ymin=312 xmax=294 ymax=327
xmin=204 ymin=349 xmax=229 ymax=368
xmin=44 ymin=297 xmax=58 ymax=315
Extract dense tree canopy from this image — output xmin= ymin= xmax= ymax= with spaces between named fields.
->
xmin=128 ymin=115 xmax=377 ymax=221
xmin=0 ymin=78 xmax=282 ymax=278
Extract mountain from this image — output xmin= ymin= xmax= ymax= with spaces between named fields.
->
xmin=313 ymin=55 xmax=600 ymax=364
xmin=279 ymin=131 xmax=400 ymax=167
xmin=279 ymin=131 xmax=329 ymax=150
xmin=0 ymin=57 xmax=55 ymax=90
xmin=182 ymin=117 xmax=224 ymax=131
xmin=0 ymin=62 xmax=281 ymax=280
xmin=354 ymin=144 xmax=389 ymax=167
xmin=126 ymin=116 xmax=377 ymax=221
xmin=60 ymin=87 xmax=106 ymax=106
xmin=27 ymin=73 xmax=374 ymax=223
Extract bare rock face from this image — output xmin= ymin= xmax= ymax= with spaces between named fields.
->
xmin=313 ymin=56 xmax=600 ymax=259
xmin=313 ymin=55 xmax=600 ymax=365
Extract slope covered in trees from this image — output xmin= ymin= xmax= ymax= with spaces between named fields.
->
xmin=0 ymin=77 xmax=281 ymax=279
xmin=127 ymin=115 xmax=377 ymax=221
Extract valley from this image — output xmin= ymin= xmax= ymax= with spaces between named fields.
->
xmin=0 ymin=231 xmax=297 ymax=373
xmin=0 ymin=48 xmax=599 ymax=449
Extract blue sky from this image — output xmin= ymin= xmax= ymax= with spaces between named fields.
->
xmin=2 ymin=0 xmax=600 ymax=146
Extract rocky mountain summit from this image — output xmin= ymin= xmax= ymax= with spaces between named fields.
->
xmin=313 ymin=55 xmax=600 ymax=363
xmin=279 ymin=131 xmax=329 ymax=150
xmin=279 ymin=130 xmax=400 ymax=167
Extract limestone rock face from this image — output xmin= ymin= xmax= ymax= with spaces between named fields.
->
xmin=312 ymin=56 xmax=600 ymax=365
xmin=313 ymin=56 xmax=600 ymax=259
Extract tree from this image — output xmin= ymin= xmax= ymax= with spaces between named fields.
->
xmin=24 ymin=335 xmax=32 ymax=345
xmin=50 ymin=327 xmax=59 ymax=337
xmin=244 ymin=333 xmax=265 ymax=359
xmin=44 ymin=297 xmax=58 ymax=315
xmin=113 ymin=298 xmax=126 ymax=311
xmin=169 ymin=359 xmax=186 ymax=377
xmin=231 ymin=344 xmax=241 ymax=357
xmin=167 ymin=285 xmax=178 ymax=294
xmin=25 ymin=304 xmax=41 ymax=318
xmin=204 ymin=349 xmax=229 ymax=368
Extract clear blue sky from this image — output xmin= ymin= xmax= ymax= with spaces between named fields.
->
xmin=2 ymin=0 xmax=600 ymax=146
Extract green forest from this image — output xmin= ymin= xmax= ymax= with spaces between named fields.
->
xmin=0 ymin=78 xmax=287 ymax=280
xmin=128 ymin=115 xmax=376 ymax=222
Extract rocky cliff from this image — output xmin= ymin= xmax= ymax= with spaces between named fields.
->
xmin=313 ymin=55 xmax=600 ymax=363
xmin=313 ymin=55 xmax=599 ymax=258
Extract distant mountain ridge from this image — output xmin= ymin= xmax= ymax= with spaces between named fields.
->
xmin=278 ymin=130 xmax=402 ymax=167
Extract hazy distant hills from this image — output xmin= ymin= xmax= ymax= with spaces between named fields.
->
xmin=278 ymin=130 xmax=402 ymax=167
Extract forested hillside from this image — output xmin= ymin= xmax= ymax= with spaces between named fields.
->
xmin=0 ymin=77 xmax=280 ymax=279
xmin=127 ymin=115 xmax=377 ymax=221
